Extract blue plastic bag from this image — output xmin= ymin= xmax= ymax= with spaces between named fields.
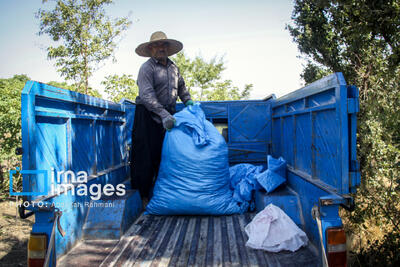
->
xmin=255 ymin=155 xmax=286 ymax=192
xmin=146 ymin=103 xmax=244 ymax=215
xmin=229 ymin=155 xmax=286 ymax=205
xmin=229 ymin=163 xmax=263 ymax=204
xmin=229 ymin=163 xmax=263 ymax=190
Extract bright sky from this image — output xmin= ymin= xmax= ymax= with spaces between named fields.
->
xmin=0 ymin=0 xmax=304 ymax=100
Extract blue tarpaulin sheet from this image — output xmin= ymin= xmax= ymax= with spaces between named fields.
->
xmin=230 ymin=156 xmax=287 ymax=207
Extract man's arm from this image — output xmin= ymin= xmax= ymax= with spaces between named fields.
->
xmin=177 ymin=70 xmax=192 ymax=104
xmin=137 ymin=64 xmax=170 ymax=120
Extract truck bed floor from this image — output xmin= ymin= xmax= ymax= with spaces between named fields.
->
xmin=58 ymin=213 xmax=319 ymax=267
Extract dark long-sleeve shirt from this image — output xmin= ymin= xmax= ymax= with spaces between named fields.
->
xmin=135 ymin=57 xmax=192 ymax=123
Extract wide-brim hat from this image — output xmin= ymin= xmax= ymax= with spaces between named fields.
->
xmin=135 ymin=31 xmax=183 ymax=57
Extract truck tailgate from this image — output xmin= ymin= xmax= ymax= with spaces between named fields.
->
xmin=58 ymin=213 xmax=319 ymax=267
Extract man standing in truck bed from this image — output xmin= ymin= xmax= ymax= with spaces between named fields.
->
xmin=131 ymin=31 xmax=194 ymax=205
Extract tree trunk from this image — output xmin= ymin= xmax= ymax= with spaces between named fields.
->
xmin=0 ymin=164 xmax=3 ymax=187
xmin=84 ymin=45 xmax=89 ymax=95
xmin=199 ymin=87 xmax=204 ymax=101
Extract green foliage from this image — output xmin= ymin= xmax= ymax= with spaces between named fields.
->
xmin=98 ymin=52 xmax=253 ymax=103
xmin=101 ymin=74 xmax=138 ymax=102
xmin=287 ymin=0 xmax=400 ymax=83
xmin=207 ymin=80 xmax=253 ymax=101
xmin=288 ymin=0 xmax=400 ymax=265
xmin=37 ymin=0 xmax=131 ymax=94
xmin=47 ymin=81 xmax=76 ymax=91
xmin=351 ymin=232 xmax=400 ymax=266
xmin=172 ymin=52 xmax=252 ymax=101
xmin=300 ymin=61 xmax=331 ymax=84
xmin=0 ymin=75 xmax=28 ymax=193
xmin=47 ymin=80 xmax=102 ymax=98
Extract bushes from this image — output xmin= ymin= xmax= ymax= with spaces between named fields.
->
xmin=346 ymin=69 xmax=400 ymax=266
xmin=0 ymin=75 xmax=27 ymax=195
xmin=288 ymin=1 xmax=400 ymax=264
xmin=350 ymin=232 xmax=400 ymax=267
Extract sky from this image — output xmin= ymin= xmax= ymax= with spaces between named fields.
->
xmin=0 ymin=0 xmax=305 ymax=100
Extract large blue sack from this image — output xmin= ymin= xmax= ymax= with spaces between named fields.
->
xmin=146 ymin=103 xmax=244 ymax=215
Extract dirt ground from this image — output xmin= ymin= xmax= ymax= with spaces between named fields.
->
xmin=0 ymin=199 xmax=34 ymax=267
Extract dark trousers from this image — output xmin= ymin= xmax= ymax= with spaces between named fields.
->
xmin=130 ymin=105 xmax=166 ymax=199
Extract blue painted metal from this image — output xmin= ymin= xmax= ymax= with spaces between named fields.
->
xmin=269 ymin=73 xmax=359 ymax=260
xmin=229 ymin=102 xmax=270 ymax=142
xmin=82 ymin=189 xmax=142 ymax=240
xmin=286 ymin=170 xmax=344 ymax=260
xmin=347 ymin=85 xmax=360 ymax=192
xmin=120 ymin=99 xmax=136 ymax=166
xmin=21 ymin=81 xmax=127 ymax=200
xmin=177 ymin=100 xmax=273 ymax=163
xmin=255 ymin=186 xmax=304 ymax=228
xmin=21 ymin=81 xmax=133 ymax=261
xmin=271 ymin=73 xmax=359 ymax=195
xmin=31 ymin=209 xmax=56 ymax=264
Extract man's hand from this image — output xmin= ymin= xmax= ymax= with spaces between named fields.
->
xmin=162 ymin=114 xmax=176 ymax=131
xmin=185 ymin=100 xmax=194 ymax=106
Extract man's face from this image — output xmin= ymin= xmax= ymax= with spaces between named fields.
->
xmin=149 ymin=41 xmax=169 ymax=61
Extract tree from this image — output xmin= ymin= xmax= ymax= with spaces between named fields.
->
xmin=171 ymin=51 xmax=252 ymax=101
xmin=101 ymin=74 xmax=138 ymax=102
xmin=0 ymin=75 xmax=29 ymax=193
xmin=99 ymin=52 xmax=252 ymax=103
xmin=0 ymin=75 xmax=28 ymax=156
xmin=287 ymin=1 xmax=400 ymax=265
xmin=47 ymin=81 xmax=102 ymax=98
xmin=37 ymin=0 xmax=131 ymax=95
xmin=207 ymin=80 xmax=252 ymax=101
xmin=287 ymin=0 xmax=399 ymax=85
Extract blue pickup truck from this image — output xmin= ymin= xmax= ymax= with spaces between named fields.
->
xmin=18 ymin=73 xmax=359 ymax=267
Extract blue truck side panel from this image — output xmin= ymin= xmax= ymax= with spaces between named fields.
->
xmin=287 ymin=171 xmax=342 ymax=252
xmin=176 ymin=100 xmax=272 ymax=163
xmin=119 ymin=99 xmax=136 ymax=168
xmin=271 ymin=72 xmax=359 ymax=194
xmin=21 ymin=81 xmax=133 ymax=256
xmin=270 ymin=72 xmax=359 ymax=255
xmin=21 ymin=81 xmax=127 ymax=200
xmin=347 ymin=85 xmax=360 ymax=192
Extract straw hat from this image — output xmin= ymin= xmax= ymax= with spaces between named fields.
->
xmin=135 ymin=31 xmax=183 ymax=57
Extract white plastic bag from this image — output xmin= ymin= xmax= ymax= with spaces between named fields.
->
xmin=245 ymin=204 xmax=308 ymax=252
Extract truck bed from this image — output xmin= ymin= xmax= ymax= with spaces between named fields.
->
xmin=58 ymin=212 xmax=319 ymax=267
